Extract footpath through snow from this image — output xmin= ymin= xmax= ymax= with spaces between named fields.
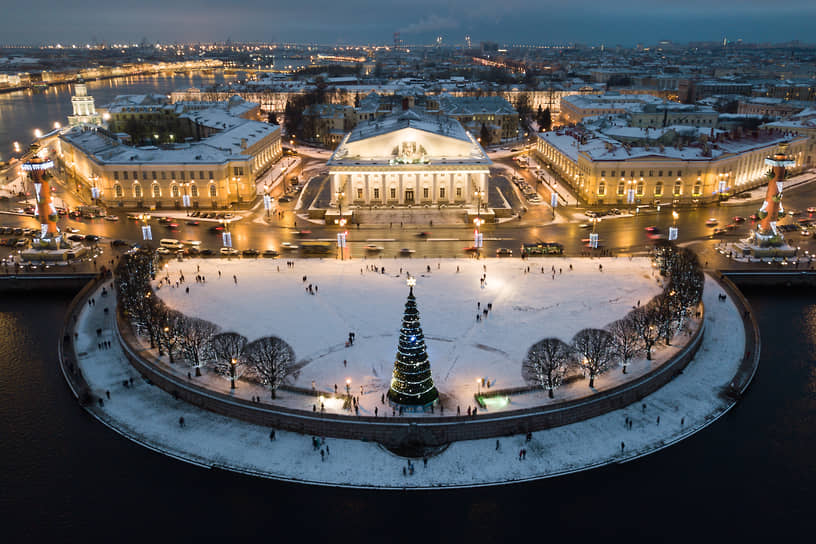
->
xmin=72 ymin=272 xmax=745 ymax=488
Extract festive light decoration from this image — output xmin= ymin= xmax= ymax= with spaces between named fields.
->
xmin=387 ymin=277 xmax=438 ymax=406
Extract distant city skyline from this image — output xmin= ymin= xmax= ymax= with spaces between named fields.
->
xmin=0 ymin=0 xmax=814 ymax=47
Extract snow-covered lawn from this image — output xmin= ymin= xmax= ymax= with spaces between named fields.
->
xmin=151 ymin=257 xmax=665 ymax=410
xmin=73 ymin=275 xmax=746 ymax=488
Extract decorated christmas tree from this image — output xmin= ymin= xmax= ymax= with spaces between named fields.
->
xmin=388 ymin=277 xmax=438 ymax=406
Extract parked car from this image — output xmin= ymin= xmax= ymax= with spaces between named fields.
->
xmin=399 ymin=248 xmax=415 ymax=254
xmin=262 ymin=249 xmax=280 ymax=258
xmin=67 ymin=234 xmax=85 ymax=242
xmin=705 ymin=218 xmax=719 ymax=227
xmin=111 ymin=239 xmax=130 ymax=247
xmin=220 ymin=247 xmax=239 ymax=256
xmin=242 ymin=248 xmax=259 ymax=257
xmin=496 ymin=248 xmax=513 ymax=256
xmin=104 ymin=215 xmax=119 ymax=221
xmin=84 ymin=234 xmax=100 ymax=242
xmin=199 ymin=248 xmax=214 ymax=256
xmin=278 ymin=196 xmax=293 ymax=203
xmin=364 ymin=244 xmax=384 ymax=252
xmin=156 ymin=247 xmax=172 ymax=255
xmin=64 ymin=227 xmax=80 ymax=233
xmin=182 ymin=239 xmax=201 ymax=246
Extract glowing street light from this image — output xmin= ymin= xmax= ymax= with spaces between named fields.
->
xmin=53 ymin=122 xmax=61 ymax=130
xmin=34 ymin=129 xmax=42 ymax=138
xmin=230 ymin=358 xmax=237 ymax=389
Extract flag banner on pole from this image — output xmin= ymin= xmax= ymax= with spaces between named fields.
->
xmin=589 ymin=232 xmax=599 ymax=248
xmin=550 ymin=192 xmax=558 ymax=208
xmin=182 ymin=194 xmax=190 ymax=207
xmin=668 ymin=227 xmax=678 ymax=241
xmin=222 ymin=232 xmax=232 ymax=247
xmin=141 ymin=226 xmax=152 ymax=241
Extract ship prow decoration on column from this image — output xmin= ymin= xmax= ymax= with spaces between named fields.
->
xmin=387 ymin=276 xmax=439 ymax=407
xmin=747 ymin=142 xmax=797 ymax=255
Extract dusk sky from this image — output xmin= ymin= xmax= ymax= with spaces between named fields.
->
xmin=1 ymin=0 xmax=815 ymax=46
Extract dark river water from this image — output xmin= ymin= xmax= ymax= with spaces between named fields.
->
xmin=0 ymin=287 xmax=813 ymax=541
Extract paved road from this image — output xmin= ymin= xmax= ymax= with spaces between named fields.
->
xmin=3 ymin=159 xmax=816 ymax=262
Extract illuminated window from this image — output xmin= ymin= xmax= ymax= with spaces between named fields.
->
xmin=390 ymin=187 xmax=396 ymax=199
xmin=114 ymin=184 xmax=123 ymax=198
xmin=209 ymin=184 xmax=217 ymax=197
xmin=636 ymin=181 xmax=644 ymax=196
xmin=674 ymin=181 xmax=682 ymax=196
xmin=133 ymin=184 xmax=142 ymax=198
xmin=693 ymin=182 xmax=701 ymax=196
xmin=617 ymin=182 xmax=625 ymax=196
xmin=171 ymin=185 xmax=179 ymax=198
xmin=597 ymin=181 xmax=606 ymax=196
xmin=423 ymin=187 xmax=429 ymax=199
xmin=373 ymin=188 xmax=379 ymax=199
xmin=456 ymin=187 xmax=462 ymax=198
xmin=152 ymin=184 xmax=161 ymax=198
xmin=440 ymin=187 xmax=446 ymax=199
xmin=190 ymin=184 xmax=198 ymax=197
xmin=357 ymin=188 xmax=363 ymax=199
xmin=655 ymin=181 xmax=663 ymax=196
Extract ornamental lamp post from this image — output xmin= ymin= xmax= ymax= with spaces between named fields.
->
xmin=230 ymin=358 xmax=237 ymax=389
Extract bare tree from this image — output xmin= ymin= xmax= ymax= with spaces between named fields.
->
xmin=178 ymin=317 xmax=220 ymax=376
xmin=523 ymin=338 xmax=575 ymax=398
xmin=607 ymin=316 xmax=642 ymax=374
xmin=158 ymin=309 xmax=186 ymax=364
xmin=572 ymin=328 xmax=614 ymax=388
xmin=210 ymin=332 xmax=248 ymax=388
xmin=629 ymin=305 xmax=660 ymax=361
xmin=244 ymin=336 xmax=295 ymax=399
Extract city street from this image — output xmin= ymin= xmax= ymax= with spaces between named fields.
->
xmin=2 ymin=157 xmax=816 ymax=264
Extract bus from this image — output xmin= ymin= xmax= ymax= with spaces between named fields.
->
xmin=300 ymin=241 xmax=332 ymax=254
xmin=521 ymin=241 xmax=564 ymax=256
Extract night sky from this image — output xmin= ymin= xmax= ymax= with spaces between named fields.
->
xmin=1 ymin=0 xmax=814 ymax=45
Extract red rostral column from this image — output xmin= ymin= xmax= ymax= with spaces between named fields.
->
xmin=21 ymin=154 xmax=58 ymax=238
xmin=756 ymin=142 xmax=795 ymax=241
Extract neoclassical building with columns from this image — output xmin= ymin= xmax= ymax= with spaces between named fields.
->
xmin=327 ymin=109 xmax=491 ymax=211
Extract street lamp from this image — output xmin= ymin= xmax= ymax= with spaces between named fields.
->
xmin=345 ymin=378 xmax=351 ymax=400
xmin=230 ymin=358 xmax=237 ymax=389
xmin=335 ymin=189 xmax=345 ymax=222
xmin=476 ymin=377 xmax=481 ymax=395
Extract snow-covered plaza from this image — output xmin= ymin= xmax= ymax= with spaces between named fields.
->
xmin=151 ymin=256 xmax=667 ymax=412
xmin=71 ymin=272 xmax=748 ymax=488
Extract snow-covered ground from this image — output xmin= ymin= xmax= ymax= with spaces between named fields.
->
xmin=72 ymin=274 xmax=746 ymax=488
xmin=151 ymin=257 xmax=665 ymax=410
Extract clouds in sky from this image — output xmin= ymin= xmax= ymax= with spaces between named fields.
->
xmin=2 ymin=0 xmax=814 ymax=45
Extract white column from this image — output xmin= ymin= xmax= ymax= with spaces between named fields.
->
xmin=398 ymin=173 xmax=404 ymax=204
xmin=364 ymin=173 xmax=370 ymax=204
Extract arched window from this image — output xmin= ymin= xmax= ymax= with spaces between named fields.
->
xmin=152 ymin=184 xmax=161 ymax=198
xmin=171 ymin=185 xmax=179 ymax=198
xmin=636 ymin=181 xmax=644 ymax=196
xmin=209 ymin=184 xmax=217 ymax=197
xmin=674 ymin=181 xmax=682 ymax=196
xmin=654 ymin=181 xmax=663 ymax=196
xmin=597 ymin=181 xmax=606 ymax=196
xmin=693 ymin=182 xmax=701 ymax=196
xmin=133 ymin=183 xmax=142 ymax=198
xmin=617 ymin=182 xmax=625 ymax=196
xmin=114 ymin=184 xmax=123 ymax=198
xmin=190 ymin=184 xmax=198 ymax=197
